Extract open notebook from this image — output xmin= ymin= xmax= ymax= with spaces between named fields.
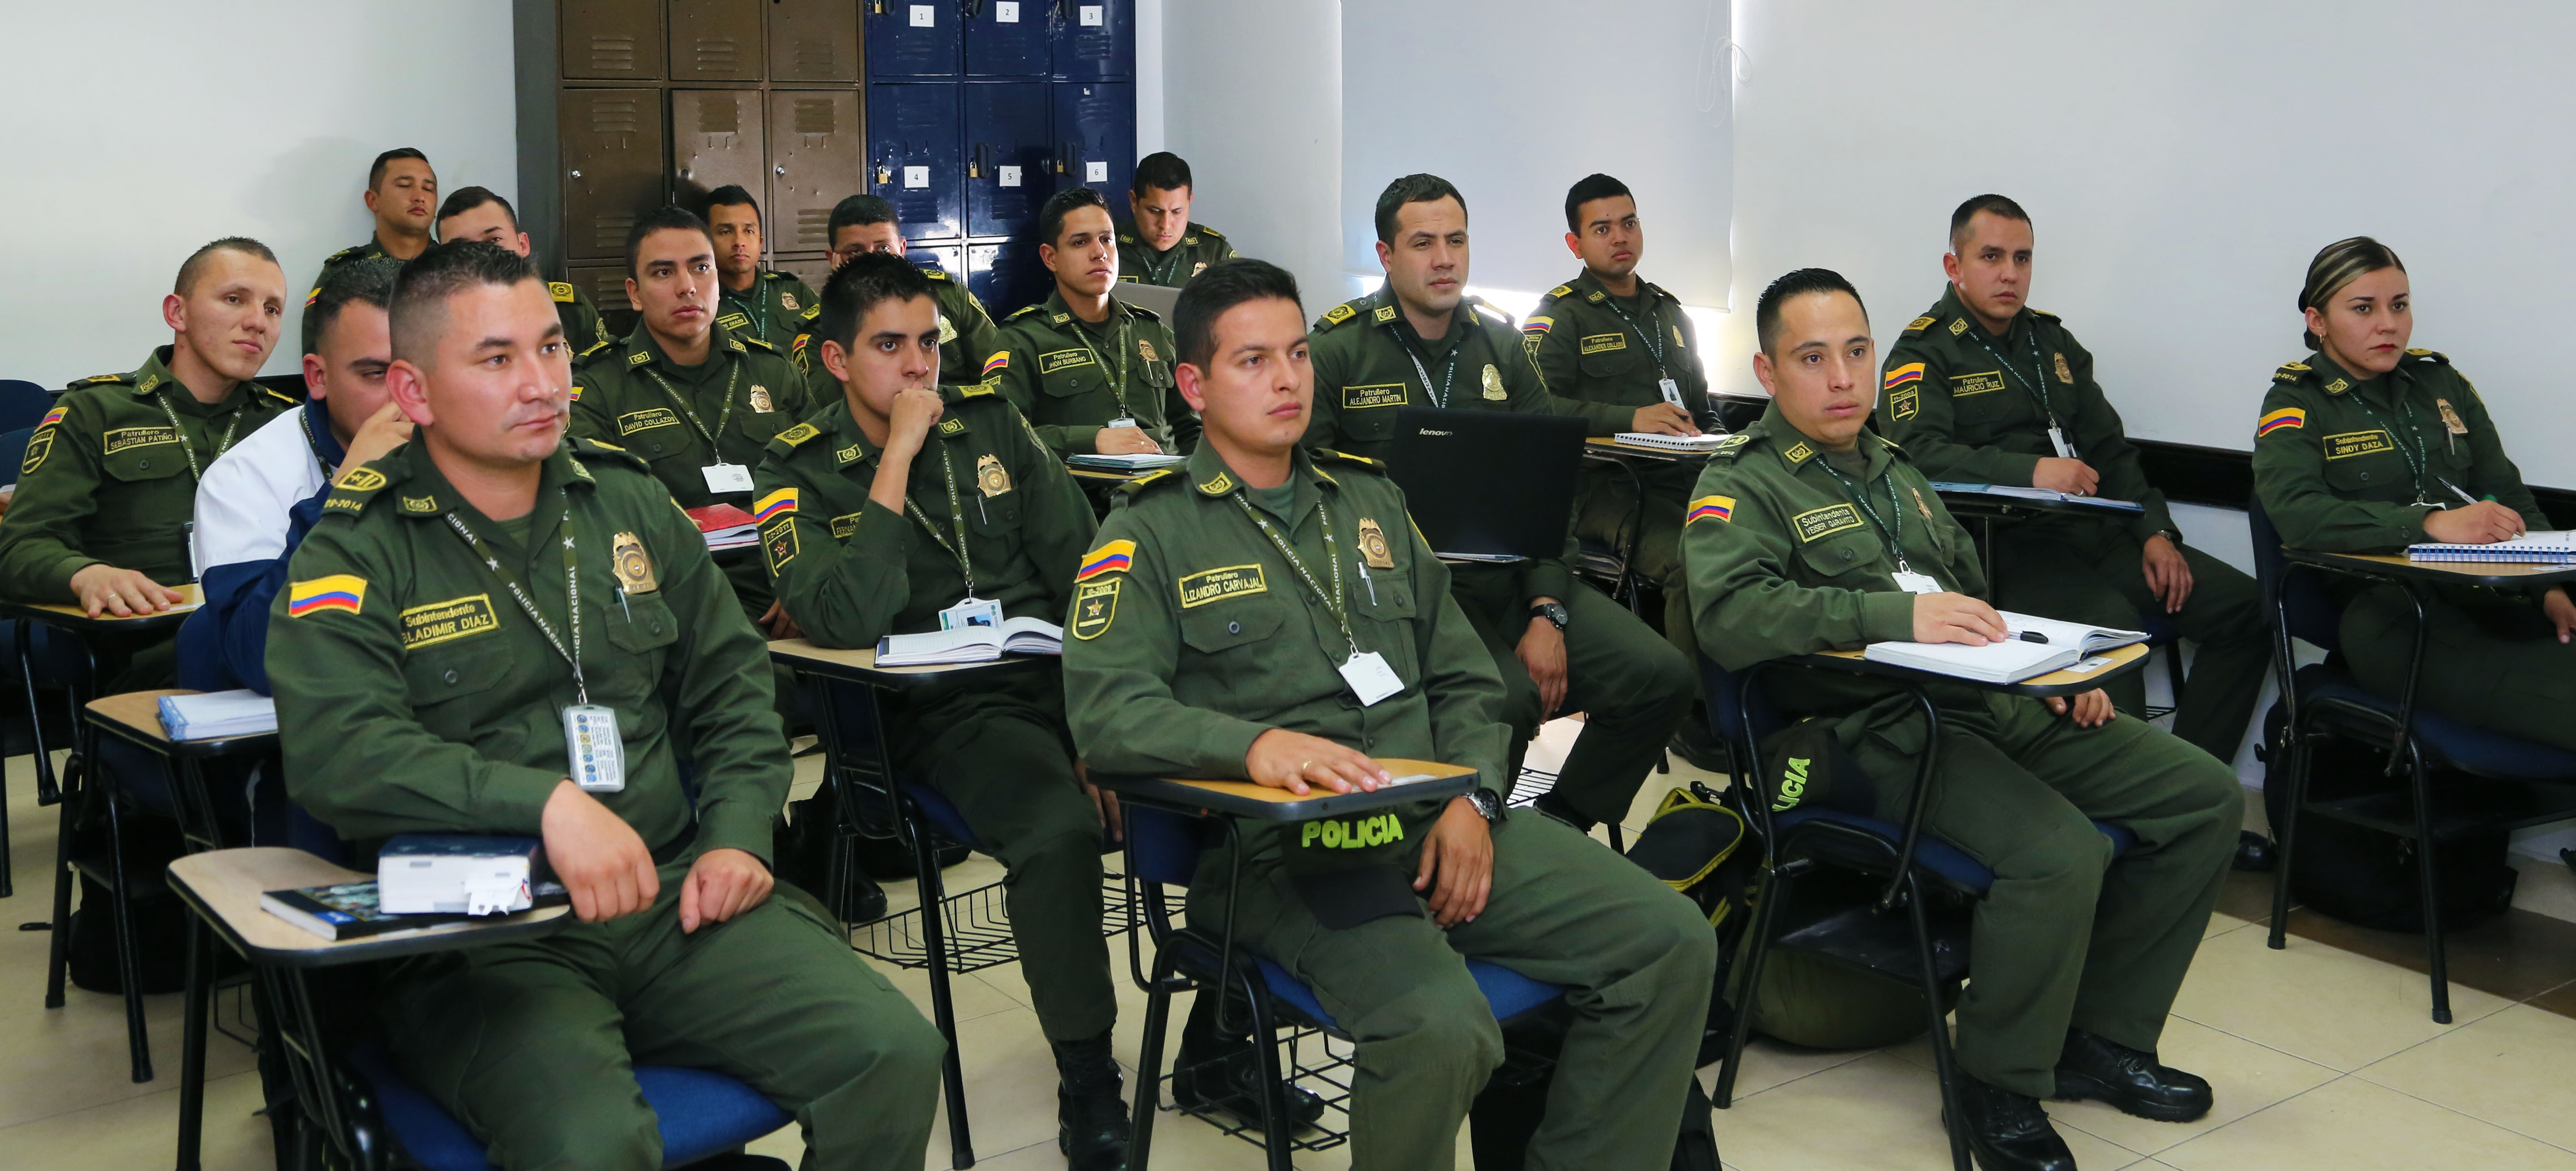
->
xmin=876 ymin=617 xmax=1064 ymax=666
xmin=1862 ymin=612 xmax=2148 ymax=684
xmin=1610 ymin=432 xmax=1732 ymax=453
xmin=2406 ymin=531 xmax=2576 ymax=564
xmin=1928 ymin=482 xmax=2147 ymax=514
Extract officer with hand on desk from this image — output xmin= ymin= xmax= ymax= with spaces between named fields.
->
xmin=270 ymin=241 xmax=942 ymax=1171
xmin=1063 ymin=259 xmax=1715 ymax=1171
xmin=1306 ymin=173 xmax=1689 ymax=835
xmin=988 ymin=186 xmax=1195 ymax=460
xmin=753 ymin=252 xmax=1132 ymax=1170
xmin=2254 ymin=236 xmax=2576 ymax=750
xmin=0 ymin=237 xmax=299 ymax=686
xmin=1880 ymin=195 xmax=2267 ymax=764
xmin=1689 ymin=268 xmax=2240 ymax=1171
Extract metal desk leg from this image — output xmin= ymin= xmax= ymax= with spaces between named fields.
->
xmin=176 ymin=916 xmax=210 ymax=1171
xmin=17 ymin=617 xmax=55 ymax=806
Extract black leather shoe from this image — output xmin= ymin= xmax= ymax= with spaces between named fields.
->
xmin=2054 ymin=1028 xmax=2213 ymax=1123
xmin=1669 ymin=711 xmax=1729 ymax=773
xmin=1950 ymin=1075 xmax=2076 ymax=1171
xmin=1172 ymin=1020 xmax=1326 ymax=1131
xmin=2233 ymin=831 xmax=2275 ymax=872
xmin=1051 ymin=1031 xmax=1130 ymax=1171
xmin=1532 ymin=791 xmax=1597 ymax=834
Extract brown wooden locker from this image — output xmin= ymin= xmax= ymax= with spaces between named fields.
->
xmin=567 ymin=263 xmax=640 ymax=337
xmin=774 ymin=253 xmax=834 ymax=293
xmin=767 ymin=89 xmax=862 ymax=253
xmin=767 ymin=0 xmax=861 ymax=82
xmin=668 ymin=0 xmax=763 ymax=81
xmin=561 ymin=0 xmax=665 ymax=81
xmin=561 ymin=88 xmax=669 ymax=261
xmin=670 ymin=90 xmax=766 ymax=212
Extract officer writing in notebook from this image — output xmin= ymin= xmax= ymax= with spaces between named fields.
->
xmin=572 ymin=207 xmax=808 ymax=635
xmin=1880 ymin=195 xmax=2267 ymax=764
xmin=270 ymin=241 xmax=943 ymax=1171
xmin=435 ymin=186 xmax=611 ymax=350
xmin=989 ymin=186 xmax=1195 ymax=459
xmin=1117 ymin=152 xmax=1238 ymax=288
xmin=1689 ymin=268 xmax=2239 ymax=1171
xmin=707 ymin=184 xmax=821 ymax=348
xmin=1306 ymin=173 xmax=1689 ymax=835
xmin=1063 ymin=258 xmax=1715 ymax=1171
xmin=754 ymin=253 xmax=1132 ymax=1171
xmin=786 ymin=194 xmax=1001 ymax=395
xmin=300 ymin=148 xmax=436 ymax=355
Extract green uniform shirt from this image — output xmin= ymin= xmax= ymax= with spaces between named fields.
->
xmin=299 ymin=235 xmax=410 ymax=356
xmin=0 ymin=348 xmax=296 ymax=600
xmin=717 ymin=270 xmax=821 ymax=349
xmin=548 ymin=279 xmax=613 ymax=351
xmin=753 ymin=384 xmax=1096 ymax=651
xmin=787 ymin=266 xmax=1000 ymax=395
xmin=1879 ymin=286 xmax=2177 ymax=543
xmin=1061 ymin=443 xmax=1511 ymax=868
xmin=1115 ymin=221 xmax=1237 ymax=288
xmin=569 ymin=321 xmax=809 ymax=512
xmin=268 ymin=437 xmax=785 ymax=863
xmin=2252 ymin=348 xmax=2543 ymax=553
xmin=1525 ymin=270 xmax=1712 ymax=433
xmin=989 ymin=289 xmax=1194 ymax=457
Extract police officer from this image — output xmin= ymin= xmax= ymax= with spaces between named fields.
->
xmin=1063 ymin=259 xmax=1714 ymax=1171
xmin=1306 ymin=173 xmax=1689 ymax=833
xmin=435 ymin=185 xmax=611 ymax=350
xmin=786 ymin=194 xmax=1000 ymax=394
xmin=1116 ymin=152 xmax=1237 ymax=288
xmin=990 ymin=186 xmax=1194 ymax=460
xmin=1689 ymin=268 xmax=2238 ymax=1171
xmin=0 ymin=237 xmax=299 ymax=685
xmin=269 ymin=241 xmax=943 ymax=1171
xmin=1882 ymin=195 xmax=2268 ymax=763
xmin=300 ymin=147 xmax=437 ymax=355
xmin=706 ymin=184 xmax=820 ymax=348
xmin=2255 ymin=236 xmax=2576 ymax=749
xmin=572 ymin=206 xmax=808 ymax=635
xmin=754 ymin=253 xmax=1130 ymax=1171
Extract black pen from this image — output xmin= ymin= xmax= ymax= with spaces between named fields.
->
xmin=2008 ymin=629 xmax=2048 ymax=644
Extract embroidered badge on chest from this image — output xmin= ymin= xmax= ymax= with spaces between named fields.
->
xmin=612 ymin=531 xmax=657 ymax=593
xmin=976 ymin=453 xmax=1013 ymax=497
xmin=1357 ymin=518 xmax=1396 ymax=569
xmin=1481 ymin=363 xmax=1505 ymax=400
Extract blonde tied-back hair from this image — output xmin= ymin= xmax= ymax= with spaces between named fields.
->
xmin=2298 ymin=236 xmax=2406 ymax=351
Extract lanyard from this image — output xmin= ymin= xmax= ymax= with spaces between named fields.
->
xmin=1813 ymin=457 xmax=1924 ymax=577
xmin=1232 ymin=492 xmax=1359 ymax=654
xmin=1389 ymin=323 xmax=1460 ymax=408
xmin=153 ymin=390 xmax=244 ymax=483
xmin=731 ymin=284 xmax=775 ymax=343
xmin=1599 ymin=289 xmax=1672 ymax=379
xmin=2348 ymin=382 xmax=2434 ymax=503
xmin=1141 ymin=241 xmax=1187 ymax=285
xmin=1070 ymin=309 xmax=1134 ymax=417
xmin=643 ymin=360 xmax=741 ymax=451
xmin=443 ymin=500 xmax=589 ymax=706
xmin=901 ymin=443 xmax=977 ymax=595
xmin=1967 ymin=320 xmax=2059 ymax=429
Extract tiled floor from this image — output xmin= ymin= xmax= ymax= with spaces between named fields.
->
xmin=9 ymin=723 xmax=2576 ymax=1170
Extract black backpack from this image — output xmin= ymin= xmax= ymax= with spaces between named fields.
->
xmin=2261 ymin=696 xmax=2516 ymax=933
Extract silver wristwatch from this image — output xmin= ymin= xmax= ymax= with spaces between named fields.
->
xmin=1464 ymin=788 xmax=1505 ymax=826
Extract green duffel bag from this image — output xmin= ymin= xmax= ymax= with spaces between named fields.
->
xmin=1740 ymin=942 xmax=1960 ymax=1051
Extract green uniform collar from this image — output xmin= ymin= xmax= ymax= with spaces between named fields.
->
xmin=1935 ymin=282 xmax=2028 ymax=346
xmin=1373 ymin=284 xmax=1470 ymax=361
xmin=625 ymin=318 xmax=749 ymax=382
xmin=1565 ymin=267 xmax=1671 ymax=310
xmin=1754 ymin=399 xmax=1894 ymax=482
xmin=373 ymin=435 xmax=598 ymax=523
xmin=1037 ymin=285 xmax=1131 ymax=333
xmin=130 ymin=346 xmax=253 ymax=413
xmin=2302 ymin=350 xmax=2405 ymax=400
xmin=1179 ymin=441 xmax=1337 ymax=504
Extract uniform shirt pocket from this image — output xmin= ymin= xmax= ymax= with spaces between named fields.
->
xmin=605 ymin=588 xmax=680 ymax=655
xmin=1792 ymin=526 xmax=1890 ymax=582
xmin=1576 ymin=333 xmax=1641 ymax=380
xmin=1180 ymin=595 xmax=1288 ymax=653
xmin=99 ymin=427 xmax=192 ymax=483
xmin=400 ymin=636 xmax=517 ymax=743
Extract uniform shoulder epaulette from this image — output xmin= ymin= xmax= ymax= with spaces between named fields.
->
xmin=1901 ymin=314 xmax=1939 ymax=335
xmin=578 ymin=337 xmax=617 ymax=361
xmin=1196 ymin=225 xmax=1225 ymax=240
xmin=1877 ymin=435 xmax=1909 ymax=457
xmin=324 ymin=245 xmax=367 ymax=265
xmin=941 ymin=380 xmax=1002 ymax=406
xmin=1316 ymin=298 xmax=1373 ymax=331
xmin=1123 ymin=303 xmax=1161 ymax=323
xmin=737 ymin=335 xmax=777 ymax=353
xmin=2272 ymin=360 xmax=2313 ymax=383
xmin=317 ymin=458 xmax=401 ymax=518
xmin=1005 ymin=303 xmax=1048 ymax=322
xmin=924 ymin=267 xmax=950 ymax=281
xmin=1317 ymin=449 xmax=1386 ymax=475
xmin=2402 ymin=348 xmax=2449 ymax=365
xmin=548 ymin=280 xmax=577 ymax=304
xmin=1537 ymin=284 xmax=1575 ymax=305
xmin=1706 ymin=431 xmax=1757 ymax=461
xmin=1470 ymin=299 xmax=1514 ymax=325
xmin=569 ymin=435 xmax=649 ymax=472
xmin=1119 ymin=467 xmax=1183 ymax=495
xmin=69 ymin=372 xmax=131 ymax=391
xmin=1116 ymin=230 xmax=1135 ymax=245
xmin=257 ymin=384 xmax=301 ymax=407
xmin=2029 ymin=307 xmax=2060 ymax=321
xmin=774 ymin=421 xmax=825 ymax=451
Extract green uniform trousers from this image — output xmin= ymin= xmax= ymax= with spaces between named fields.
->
xmin=2342 ymin=584 xmax=2576 ymax=753
xmin=1191 ymin=810 xmax=1716 ymax=1171
xmin=1572 ymin=467 xmax=1699 ymax=686
xmin=891 ymin=675 xmax=1117 ymax=1041
xmin=1450 ymin=567 xmax=1694 ymax=825
xmin=1843 ymin=696 xmax=2241 ymax=1096
xmin=1991 ymin=519 xmax=2268 ymax=762
xmin=380 ymin=862 xmax=945 ymax=1171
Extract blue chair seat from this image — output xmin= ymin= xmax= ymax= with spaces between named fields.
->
xmin=1173 ymin=936 xmax=1563 ymax=1033
xmin=2299 ymin=671 xmax=2576 ymax=781
xmin=347 ymin=1044 xmax=790 ymax=1170
xmin=1771 ymin=807 xmax=2136 ymax=891
xmin=899 ymin=781 xmax=986 ymax=850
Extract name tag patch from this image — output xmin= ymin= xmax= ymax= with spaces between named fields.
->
xmin=399 ymin=594 xmax=500 ymax=649
xmin=1177 ymin=564 xmax=1267 ymax=608
xmin=1948 ymin=371 xmax=2007 ymax=397
xmin=829 ymin=512 xmax=863 ymax=539
xmin=1578 ymin=333 xmax=1626 ymax=355
xmin=103 ymin=426 xmax=179 ymax=455
xmin=1038 ymin=348 xmax=1094 ymax=375
xmin=618 ymin=407 xmax=682 ymax=435
xmin=1792 ymin=503 xmax=1865 ymax=543
xmin=1342 ymin=383 xmax=1407 ymax=409
xmin=2322 ymin=429 xmax=2394 ymax=460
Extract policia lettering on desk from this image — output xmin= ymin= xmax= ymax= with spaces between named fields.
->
xmin=753 ymin=253 xmax=1133 ymax=1170
xmin=1688 ymin=268 xmax=2241 ymax=1171
xmin=1062 ymin=259 xmax=1716 ymax=1171
xmin=270 ymin=241 xmax=942 ymax=1171
xmin=2254 ymin=236 xmax=2576 ymax=752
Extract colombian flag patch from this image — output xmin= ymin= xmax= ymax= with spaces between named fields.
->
xmin=1521 ymin=315 xmax=1553 ymax=335
xmin=287 ymin=574 xmax=367 ymax=618
xmin=1687 ymin=495 xmax=1735 ymax=524
xmin=37 ymin=407 xmax=66 ymax=430
xmin=1075 ymin=540 xmax=1135 ymax=581
xmin=982 ymin=351 xmax=1009 ymax=376
xmin=753 ymin=487 xmax=797 ymax=523
xmin=1883 ymin=362 xmax=1924 ymax=390
xmin=2257 ymin=407 xmax=2305 ymax=437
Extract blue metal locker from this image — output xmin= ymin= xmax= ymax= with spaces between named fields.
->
xmin=867 ymin=83 xmax=964 ymax=244
xmin=1051 ymin=0 xmax=1132 ymax=80
xmin=963 ymin=81 xmax=1053 ymax=239
xmin=964 ymin=0 xmax=1052 ymax=76
xmin=1051 ymin=81 xmax=1133 ymax=207
xmin=865 ymin=0 xmax=962 ymax=78
xmin=909 ymin=242 xmax=966 ymax=281
xmin=969 ymin=237 xmax=1046 ymax=318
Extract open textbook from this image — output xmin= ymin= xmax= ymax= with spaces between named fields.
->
xmin=1862 ymin=612 xmax=2148 ymax=685
xmin=876 ymin=616 xmax=1064 ymax=666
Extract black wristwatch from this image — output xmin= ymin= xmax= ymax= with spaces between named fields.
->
xmin=1528 ymin=600 xmax=1569 ymax=630
xmin=1463 ymin=787 xmax=1506 ymax=826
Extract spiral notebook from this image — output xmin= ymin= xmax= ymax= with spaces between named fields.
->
xmin=2405 ymin=531 xmax=2576 ymax=564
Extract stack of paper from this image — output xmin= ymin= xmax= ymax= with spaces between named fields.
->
xmin=1068 ymin=453 xmax=1185 ymax=471
xmin=686 ymin=503 xmax=759 ymax=550
xmin=377 ymin=835 xmax=557 ymax=916
xmin=157 ymin=690 xmax=277 ymax=740
xmin=1612 ymin=432 xmax=1731 ymax=453
xmin=1862 ymin=612 xmax=2148 ymax=684
xmin=2407 ymin=531 xmax=2576 ymax=564
xmin=877 ymin=617 xmax=1064 ymax=666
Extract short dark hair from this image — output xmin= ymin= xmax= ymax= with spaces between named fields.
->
xmin=1173 ymin=259 xmax=1301 ymax=370
xmin=815 ymin=251 xmax=936 ymax=356
xmin=827 ymin=194 xmax=898 ymax=246
xmin=1039 ymin=185 xmax=1110 ymax=247
xmin=173 ymin=236 xmax=280 ymax=297
xmin=1949 ymin=194 xmax=2030 ymax=249
xmin=1373 ymin=173 xmax=1466 ymax=245
xmin=1755 ymin=268 xmax=1869 ymax=357
xmin=703 ymin=184 xmax=760 ymax=221
xmin=1563 ymin=173 xmax=1633 ymax=232
xmin=624 ymin=205 xmax=713 ymax=278
xmin=435 ymin=186 xmax=518 ymax=233
xmin=1132 ymin=152 xmax=1193 ymax=196
xmin=388 ymin=241 xmax=540 ymax=365
xmin=368 ymin=148 xmax=430 ymax=191
xmin=309 ymin=257 xmax=403 ymax=356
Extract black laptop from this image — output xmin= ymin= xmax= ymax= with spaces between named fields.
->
xmin=1384 ymin=407 xmax=1588 ymax=560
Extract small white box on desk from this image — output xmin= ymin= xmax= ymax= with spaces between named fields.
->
xmin=377 ymin=835 xmax=549 ymax=916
